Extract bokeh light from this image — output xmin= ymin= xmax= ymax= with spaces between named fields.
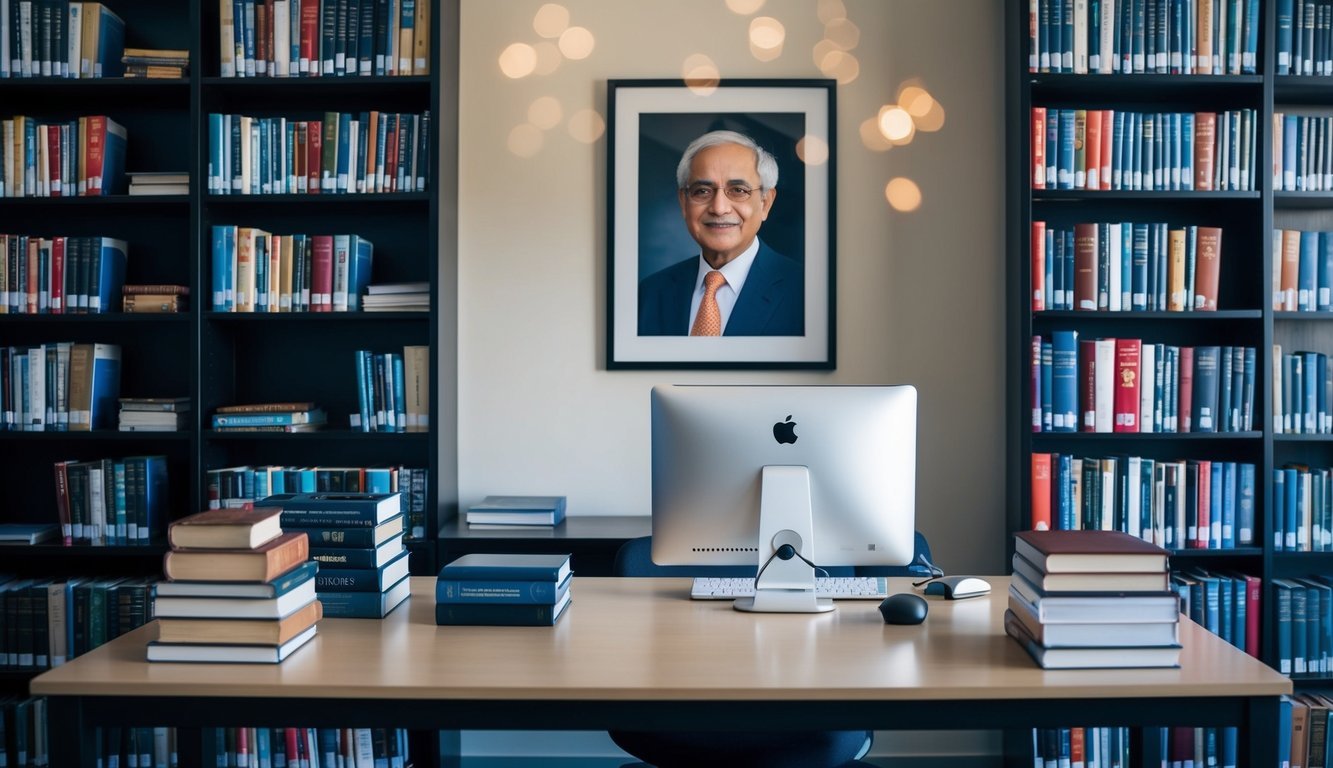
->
xmin=816 ymin=0 xmax=848 ymax=24
xmin=796 ymin=135 xmax=830 ymax=166
xmin=914 ymin=101 xmax=946 ymax=132
xmin=749 ymin=17 xmax=785 ymax=50
xmin=533 ymin=41 xmax=562 ymax=75
xmin=528 ymin=96 xmax=563 ymax=131
xmin=533 ymin=4 xmax=570 ymax=38
xmin=499 ymin=43 xmax=537 ymax=79
xmin=886 ymin=178 xmax=922 ymax=211
xmin=725 ymin=0 xmax=766 ymax=13
xmin=823 ymin=18 xmax=860 ymax=50
xmin=568 ymin=109 xmax=606 ymax=144
xmin=559 ymin=26 xmax=595 ymax=59
xmin=817 ymin=49 xmax=859 ymax=84
xmin=682 ymin=54 xmax=720 ymax=95
xmin=750 ymin=40 xmax=782 ymax=62
xmin=878 ymin=106 xmax=914 ymax=142
xmin=508 ymin=124 xmax=544 ymax=157
xmin=812 ymin=39 xmax=841 ymax=68
xmin=899 ymin=86 xmax=934 ymax=117
xmin=859 ymin=117 xmax=893 ymax=152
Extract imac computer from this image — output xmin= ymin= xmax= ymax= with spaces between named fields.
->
xmin=650 ymin=384 xmax=917 ymax=613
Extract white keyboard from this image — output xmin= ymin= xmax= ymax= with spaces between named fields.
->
xmin=690 ymin=576 xmax=889 ymax=600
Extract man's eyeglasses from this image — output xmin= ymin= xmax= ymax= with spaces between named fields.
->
xmin=684 ymin=184 xmax=760 ymax=204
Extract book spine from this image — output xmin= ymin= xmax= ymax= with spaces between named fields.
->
xmin=436 ymin=578 xmax=567 ymax=605
xmin=434 ymin=599 xmax=564 ymax=626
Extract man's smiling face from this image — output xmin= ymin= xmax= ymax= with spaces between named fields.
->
xmin=678 ymin=142 xmax=776 ymax=269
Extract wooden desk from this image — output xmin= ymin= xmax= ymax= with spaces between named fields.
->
xmin=31 ymin=577 xmax=1291 ymax=767
xmin=438 ymin=515 xmax=650 ymax=576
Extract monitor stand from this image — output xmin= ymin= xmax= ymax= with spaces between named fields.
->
xmin=733 ymin=466 xmax=836 ymax=614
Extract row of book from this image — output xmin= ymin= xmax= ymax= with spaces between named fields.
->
xmin=210 ymin=227 xmax=374 ymax=313
xmin=352 ymin=346 xmax=429 ymax=433
xmin=1026 ymin=0 xmax=1261 ymax=75
xmin=436 ymin=553 xmax=573 ymax=627
xmin=1030 ymin=727 xmax=1136 ymax=768
xmin=221 ymin=0 xmax=431 ymax=79
xmin=1031 ymin=108 xmax=1257 ymax=192
xmin=1 ymin=342 xmax=121 ymax=432
xmin=206 ymin=110 xmax=430 ymax=196
xmin=0 ymin=1 xmax=126 ymax=78
xmin=1031 ymin=220 xmax=1223 ymax=313
xmin=1173 ymin=567 xmax=1261 ymax=655
xmin=0 ymin=574 xmax=155 ymax=670
xmin=1281 ymin=693 xmax=1333 ymax=768
xmin=119 ymin=396 xmax=190 ymax=432
xmin=1274 ymin=112 xmax=1333 ymax=192
xmin=1032 ymin=334 xmax=1257 ymax=434
xmin=1031 ymin=453 xmax=1257 ymax=550
xmin=0 ymin=114 xmax=127 ymax=197
xmin=0 ymin=234 xmax=127 ymax=314
xmin=207 ymin=726 xmax=412 ymax=767
xmin=1273 ymin=228 xmax=1333 ymax=312
xmin=1275 ymin=347 xmax=1333 ymax=435
xmin=1278 ymin=0 xmax=1333 ymax=75
xmin=213 ymin=404 xmax=327 ymax=432
xmin=1273 ymin=575 xmax=1333 ymax=676
xmin=1273 ymin=466 xmax=1333 ymax=552
xmin=52 ymin=455 xmax=168 ymax=546
xmin=205 ymin=464 xmax=428 ymax=539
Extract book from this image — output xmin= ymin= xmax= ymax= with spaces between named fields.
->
xmin=466 ymin=495 xmax=567 ymax=525
xmin=437 ymin=573 xmax=574 ymax=605
xmin=315 ymin=550 xmax=411 ymax=593
xmin=154 ymin=560 xmax=320 ymax=599
xmin=155 ymin=597 xmax=322 ymax=644
xmin=117 ymin=397 xmax=191 ymax=412
xmin=1006 ymin=594 xmax=1180 ymax=648
xmin=1010 ymin=553 xmax=1169 ymax=593
xmin=254 ymin=492 xmax=401 ymax=527
xmin=1009 ymin=573 xmax=1180 ymax=623
xmin=316 ymin=573 xmax=411 ymax=619
xmin=1005 ymin=610 xmax=1181 ymax=669
xmin=154 ymin=578 xmax=317 ymax=619
xmin=167 ymin=507 xmax=283 ymax=550
xmin=0 ymin=523 xmax=58 ymax=544
xmin=310 ymin=533 xmax=404 ymax=569
xmin=286 ymin=514 xmax=404 ymax=548
xmin=1012 ymin=529 xmax=1170 ymax=573
xmin=437 ymin=553 xmax=572 ymax=583
xmin=162 ymin=531 xmax=309 ymax=582
xmin=435 ymin=589 xmax=572 ymax=627
xmin=211 ymin=409 xmax=326 ymax=427
xmin=214 ymin=402 xmax=318 ymax=414
xmin=146 ymin=625 xmax=317 ymax=664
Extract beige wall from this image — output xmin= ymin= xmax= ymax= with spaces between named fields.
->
xmin=456 ymin=0 xmax=1007 ymax=574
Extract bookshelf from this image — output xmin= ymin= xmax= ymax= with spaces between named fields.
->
xmin=0 ymin=0 xmax=457 ymax=698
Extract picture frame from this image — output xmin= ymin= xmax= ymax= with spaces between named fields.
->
xmin=606 ymin=78 xmax=836 ymax=370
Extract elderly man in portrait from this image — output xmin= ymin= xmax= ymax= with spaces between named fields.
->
xmin=637 ymin=130 xmax=804 ymax=336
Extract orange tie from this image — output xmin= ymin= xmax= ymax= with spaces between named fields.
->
xmin=690 ymin=270 xmax=726 ymax=336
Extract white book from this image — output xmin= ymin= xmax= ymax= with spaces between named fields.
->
xmin=1094 ymin=337 xmax=1115 ymax=433
xmin=1108 ymin=223 xmax=1122 ymax=311
xmin=19 ymin=0 xmax=31 ymax=77
xmin=146 ymin=625 xmax=317 ymax=664
xmin=1139 ymin=342 xmax=1156 ymax=434
xmin=1072 ymin=0 xmax=1088 ymax=73
xmin=0 ymin=0 xmax=8 ymax=77
xmin=273 ymin=0 xmax=290 ymax=76
xmin=332 ymin=234 xmax=351 ymax=311
xmin=27 ymin=345 xmax=45 ymax=431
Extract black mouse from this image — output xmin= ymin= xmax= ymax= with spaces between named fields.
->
xmin=879 ymin=593 xmax=928 ymax=625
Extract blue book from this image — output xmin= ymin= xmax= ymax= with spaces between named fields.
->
xmin=1244 ymin=0 xmax=1259 ymax=73
xmin=436 ymin=572 xmax=573 ymax=606
xmin=1279 ymin=0 xmax=1295 ymax=73
xmin=155 ymin=560 xmax=320 ymax=599
xmin=392 ymin=352 xmax=406 ymax=432
xmin=317 ymin=573 xmax=411 ymax=618
xmin=1050 ymin=330 xmax=1078 ymax=432
xmin=438 ymin=553 xmax=572 ymax=583
xmin=1300 ymin=231 xmax=1319 ymax=311
xmin=126 ymin=454 xmax=167 ymax=542
xmin=212 ymin=409 xmax=326 ymax=427
xmin=1220 ymin=461 xmax=1237 ymax=549
xmin=256 ymin=491 xmax=401 ymax=527
xmin=336 ymin=111 xmax=352 ymax=192
xmin=88 ymin=237 xmax=127 ymax=314
xmin=1191 ymin=346 xmax=1221 ymax=433
xmin=1045 ymin=108 xmax=1059 ymax=187
xmin=1285 ymin=467 xmax=1300 ymax=551
xmin=288 ymin=513 xmax=404 ymax=549
xmin=316 ymin=549 xmax=410 ymax=592
xmin=347 ymin=235 xmax=374 ymax=310
xmin=1040 ymin=339 xmax=1053 ymax=431
xmin=310 ymin=533 xmax=404 ymax=569
xmin=1060 ymin=0 xmax=1073 ymax=71
xmin=91 ymin=5 xmax=125 ymax=77
xmin=1057 ymin=108 xmax=1075 ymax=189
xmin=1062 ymin=229 xmax=1074 ymax=309
xmin=435 ymin=589 xmax=572 ymax=627
xmin=1111 ymin=110 xmax=1125 ymax=189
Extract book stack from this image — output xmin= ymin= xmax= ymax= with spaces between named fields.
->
xmin=122 ymin=284 xmax=190 ymax=313
xmin=1005 ymin=530 xmax=1181 ymax=669
xmin=362 ymin=282 xmax=431 ymax=312
xmin=150 ymin=507 xmax=319 ymax=663
xmin=118 ymin=397 xmax=191 ymax=432
xmin=255 ymin=492 xmax=411 ymax=619
xmin=436 ymin=553 xmax=573 ymax=627
xmin=212 ymin=402 xmax=326 ymax=433
xmin=121 ymin=49 xmax=189 ymax=79
xmin=466 ymin=495 xmax=568 ymax=529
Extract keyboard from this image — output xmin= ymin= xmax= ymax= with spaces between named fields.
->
xmin=690 ymin=576 xmax=889 ymax=600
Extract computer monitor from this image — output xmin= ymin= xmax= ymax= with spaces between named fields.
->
xmin=650 ymin=384 xmax=917 ymax=613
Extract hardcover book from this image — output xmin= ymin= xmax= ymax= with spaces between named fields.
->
xmin=1012 ymin=530 xmax=1170 ymax=573
xmin=436 ymin=573 xmax=573 ymax=606
xmin=0 ymin=523 xmax=59 ymax=544
xmin=1004 ymin=610 xmax=1181 ymax=669
xmin=153 ymin=578 xmax=317 ymax=619
xmin=162 ymin=532 xmax=309 ymax=583
xmin=314 ymin=550 xmax=410 ymax=593
xmin=167 ymin=506 xmax=283 ymax=550
xmin=1008 ymin=574 xmax=1180 ymax=624
xmin=435 ymin=590 xmax=572 ymax=627
xmin=146 ymin=625 xmax=316 ymax=664
xmin=154 ymin=560 xmax=319 ymax=599
xmin=1006 ymin=595 xmax=1180 ymax=648
xmin=287 ymin=514 xmax=404 ymax=549
xmin=155 ymin=598 xmax=322 ymax=644
xmin=1010 ymin=553 xmax=1169 ymax=594
xmin=316 ymin=573 xmax=410 ymax=619
xmin=437 ymin=553 xmax=572 ymax=583
xmin=255 ymin=492 xmax=400 ymax=527
xmin=310 ymin=533 xmax=404 ymax=569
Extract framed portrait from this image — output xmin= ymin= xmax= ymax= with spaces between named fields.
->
xmin=606 ymin=79 xmax=836 ymax=370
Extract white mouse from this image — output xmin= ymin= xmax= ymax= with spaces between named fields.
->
xmin=922 ymin=575 xmax=991 ymax=600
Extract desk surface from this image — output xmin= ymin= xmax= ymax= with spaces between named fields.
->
xmin=31 ymin=577 xmax=1290 ymax=703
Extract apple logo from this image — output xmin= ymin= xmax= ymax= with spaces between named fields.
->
xmin=773 ymin=415 xmax=798 ymax=445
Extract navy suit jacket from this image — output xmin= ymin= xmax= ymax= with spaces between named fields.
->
xmin=637 ymin=241 xmax=804 ymax=336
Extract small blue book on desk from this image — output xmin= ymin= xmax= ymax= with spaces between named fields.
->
xmin=437 ymin=553 xmax=572 ymax=582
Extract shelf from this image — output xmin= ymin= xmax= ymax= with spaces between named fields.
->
xmin=1030 ymin=431 xmax=1264 ymax=441
xmin=1026 ymin=73 xmax=1263 ymax=99
xmin=205 ymin=311 xmax=429 ymax=323
xmin=1168 ymin=547 xmax=1264 ymax=559
xmin=1034 ymin=310 xmax=1263 ymax=321
xmin=0 ymin=431 xmax=192 ymax=442
xmin=204 ymin=430 xmax=431 ymax=441
xmin=1275 ymin=311 xmax=1333 ymax=320
xmin=0 ymin=195 xmax=191 ymax=209
xmin=1273 ymin=191 xmax=1333 ymax=208
xmin=0 ymin=313 xmax=191 ymax=324
xmin=1274 ymin=434 xmax=1333 ymax=443
xmin=1032 ymin=190 xmax=1262 ymax=202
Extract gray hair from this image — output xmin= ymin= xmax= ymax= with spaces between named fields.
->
xmin=675 ymin=130 xmax=779 ymax=190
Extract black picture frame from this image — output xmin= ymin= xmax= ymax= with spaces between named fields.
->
xmin=606 ymin=78 xmax=836 ymax=370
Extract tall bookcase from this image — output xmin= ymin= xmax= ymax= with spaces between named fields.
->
xmin=1006 ymin=0 xmax=1333 ymax=704
xmin=0 ymin=0 xmax=458 ymax=698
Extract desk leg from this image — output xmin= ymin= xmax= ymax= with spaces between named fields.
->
xmin=1246 ymin=697 xmax=1279 ymax=768
xmin=45 ymin=697 xmax=92 ymax=768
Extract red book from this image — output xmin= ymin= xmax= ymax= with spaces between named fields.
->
xmin=1073 ymin=222 xmax=1099 ymax=310
xmin=300 ymin=0 xmax=320 ymax=75
xmin=1031 ymin=453 xmax=1052 ymax=531
xmin=47 ymin=123 xmax=61 ymax=197
xmin=1194 ymin=112 xmax=1216 ymax=191
xmin=1241 ymin=573 xmax=1262 ymax=657
xmin=1178 ymin=346 xmax=1195 ymax=432
xmin=1281 ymin=229 xmax=1300 ymax=310
xmin=84 ymin=116 xmax=106 ymax=196
xmin=1113 ymin=338 xmax=1141 ymax=432
xmin=311 ymin=235 xmax=334 ymax=311
xmin=1193 ymin=459 xmax=1211 ymax=548
xmin=50 ymin=236 xmax=65 ymax=313
xmin=1031 ymin=220 xmax=1046 ymax=311
xmin=1031 ymin=107 xmax=1046 ymax=189
xmin=306 ymin=120 xmax=322 ymax=194
xmin=255 ymin=0 xmax=269 ymax=75
xmin=385 ymin=116 xmax=400 ymax=191
xmin=1084 ymin=110 xmax=1102 ymax=190
xmin=1193 ymin=226 xmax=1223 ymax=310
xmin=1080 ymin=339 xmax=1097 ymax=432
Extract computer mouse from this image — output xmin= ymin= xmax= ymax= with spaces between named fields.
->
xmin=878 ymin=593 xmax=928 ymax=625
xmin=922 ymin=575 xmax=992 ymax=600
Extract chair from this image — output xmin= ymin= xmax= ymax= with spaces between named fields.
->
xmin=605 ymin=532 xmax=935 ymax=768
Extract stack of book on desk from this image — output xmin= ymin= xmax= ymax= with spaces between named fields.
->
xmin=256 ymin=492 xmax=411 ymax=618
xmin=151 ymin=507 xmax=319 ymax=663
xmin=435 ymin=553 xmax=573 ymax=626
xmin=1005 ymin=530 xmax=1180 ymax=669
xmin=465 ymin=495 xmax=567 ymax=529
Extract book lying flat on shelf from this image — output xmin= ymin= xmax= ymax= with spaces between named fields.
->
xmin=438 ymin=553 xmax=573 ymax=583
xmin=1013 ymin=530 xmax=1171 ymax=573
xmin=162 ymin=532 xmax=309 ymax=582
xmin=146 ymin=625 xmax=317 ymax=664
xmin=1004 ymin=610 xmax=1181 ymax=669
xmin=167 ymin=506 xmax=283 ymax=550
xmin=155 ymin=599 xmax=322 ymax=644
xmin=153 ymin=577 xmax=317 ymax=619
xmin=0 ymin=523 xmax=59 ymax=544
xmin=214 ymin=402 xmax=318 ymax=414
xmin=465 ymin=496 xmax=567 ymax=526
xmin=154 ymin=560 xmax=319 ymax=599
xmin=435 ymin=590 xmax=573 ymax=627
